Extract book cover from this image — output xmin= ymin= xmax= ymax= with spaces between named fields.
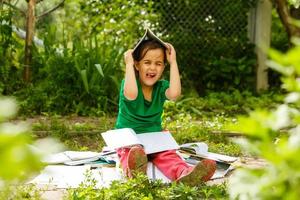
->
xmin=133 ymin=28 xmax=168 ymax=54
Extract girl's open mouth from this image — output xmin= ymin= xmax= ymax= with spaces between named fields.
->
xmin=146 ymin=73 xmax=156 ymax=78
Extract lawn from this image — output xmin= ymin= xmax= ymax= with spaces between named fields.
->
xmin=10 ymin=91 xmax=282 ymax=199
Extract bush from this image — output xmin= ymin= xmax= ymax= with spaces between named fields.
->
xmin=0 ymin=9 xmax=25 ymax=95
xmin=155 ymin=0 xmax=258 ymax=92
xmin=15 ymin=26 xmax=124 ymax=115
xmin=67 ymin=172 xmax=228 ymax=200
xmin=0 ymin=97 xmax=42 ymax=181
xmin=163 ymin=90 xmax=283 ymax=119
xmin=228 ymin=41 xmax=300 ymax=199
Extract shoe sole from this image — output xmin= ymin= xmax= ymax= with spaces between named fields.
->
xmin=127 ymin=146 xmax=148 ymax=178
xmin=177 ymin=159 xmax=216 ymax=186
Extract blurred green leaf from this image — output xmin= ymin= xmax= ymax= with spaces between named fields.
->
xmin=80 ymin=69 xmax=89 ymax=94
xmin=229 ymin=41 xmax=300 ymax=200
xmin=0 ymin=98 xmax=43 ymax=181
xmin=95 ymin=64 xmax=104 ymax=77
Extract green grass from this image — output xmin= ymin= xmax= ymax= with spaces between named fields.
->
xmin=21 ymin=91 xmax=284 ymax=199
xmin=29 ymin=113 xmax=242 ymax=155
xmin=24 ymin=110 xmax=240 ymax=199
xmin=0 ymin=184 xmax=42 ymax=200
xmin=66 ymin=172 xmax=228 ymax=200
xmin=30 ymin=116 xmax=115 ymax=151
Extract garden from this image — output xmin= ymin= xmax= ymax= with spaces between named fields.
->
xmin=1 ymin=0 xmax=300 ymax=199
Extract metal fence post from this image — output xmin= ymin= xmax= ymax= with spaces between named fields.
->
xmin=249 ymin=0 xmax=272 ymax=92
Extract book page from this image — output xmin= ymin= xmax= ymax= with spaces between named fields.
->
xmin=43 ymin=151 xmax=102 ymax=164
xmin=101 ymin=128 xmax=141 ymax=149
xmin=211 ymin=163 xmax=234 ymax=179
xmin=64 ymin=151 xmax=102 ymax=160
xmin=42 ymin=152 xmax=71 ymax=164
xmin=137 ymin=131 xmax=179 ymax=154
xmin=180 ymin=142 xmax=208 ymax=155
xmin=205 ymin=152 xmax=238 ymax=163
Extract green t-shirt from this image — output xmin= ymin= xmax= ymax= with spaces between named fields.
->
xmin=115 ymin=79 xmax=169 ymax=134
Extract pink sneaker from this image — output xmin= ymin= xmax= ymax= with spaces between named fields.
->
xmin=126 ymin=146 xmax=148 ymax=178
xmin=177 ymin=159 xmax=216 ymax=186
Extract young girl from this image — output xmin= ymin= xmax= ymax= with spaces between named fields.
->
xmin=115 ymin=39 xmax=216 ymax=186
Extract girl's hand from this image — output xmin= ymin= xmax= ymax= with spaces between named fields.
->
xmin=165 ymin=43 xmax=177 ymax=66
xmin=124 ymin=49 xmax=134 ymax=66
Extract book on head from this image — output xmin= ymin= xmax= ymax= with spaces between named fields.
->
xmin=133 ymin=28 xmax=168 ymax=55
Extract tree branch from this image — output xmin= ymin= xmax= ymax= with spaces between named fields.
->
xmin=36 ymin=0 xmax=64 ymax=19
xmin=274 ymin=0 xmax=292 ymax=39
xmin=2 ymin=1 xmax=26 ymax=16
xmin=274 ymin=0 xmax=300 ymax=41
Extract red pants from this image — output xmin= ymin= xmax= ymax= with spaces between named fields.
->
xmin=117 ymin=148 xmax=193 ymax=181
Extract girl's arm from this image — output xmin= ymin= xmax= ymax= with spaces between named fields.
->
xmin=123 ymin=49 xmax=138 ymax=100
xmin=165 ymin=43 xmax=181 ymax=101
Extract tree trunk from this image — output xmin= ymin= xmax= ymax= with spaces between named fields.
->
xmin=24 ymin=0 xmax=36 ymax=82
xmin=274 ymin=0 xmax=300 ymax=43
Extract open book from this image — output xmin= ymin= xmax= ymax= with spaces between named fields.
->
xmin=101 ymin=128 xmax=179 ymax=154
xmin=42 ymin=150 xmax=116 ymax=166
xmin=133 ymin=28 xmax=168 ymax=54
xmin=178 ymin=143 xmax=238 ymax=179
xmin=180 ymin=142 xmax=237 ymax=163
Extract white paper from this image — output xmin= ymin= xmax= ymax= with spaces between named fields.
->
xmin=28 ymin=162 xmax=171 ymax=189
xmin=179 ymin=143 xmax=238 ymax=163
xmin=137 ymin=132 xmax=179 ymax=154
xmin=101 ymin=128 xmax=141 ymax=149
xmin=211 ymin=165 xmax=234 ymax=179
xmin=180 ymin=142 xmax=208 ymax=155
xmin=28 ymin=165 xmax=91 ymax=188
xmin=28 ymin=165 xmax=123 ymax=188
xmin=101 ymin=129 xmax=179 ymax=154
xmin=64 ymin=151 xmax=101 ymax=160
xmin=42 ymin=152 xmax=71 ymax=164
xmin=147 ymin=162 xmax=171 ymax=183
xmin=199 ymin=152 xmax=238 ymax=163
xmin=43 ymin=151 xmax=103 ymax=164
xmin=64 ymin=156 xmax=102 ymax=166
xmin=29 ymin=151 xmax=230 ymax=189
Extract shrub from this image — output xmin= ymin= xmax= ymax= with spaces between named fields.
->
xmin=67 ymin=172 xmax=228 ymax=200
xmin=228 ymin=41 xmax=300 ymax=199
xmin=0 ymin=97 xmax=42 ymax=181
xmin=155 ymin=0 xmax=258 ymax=92
xmin=16 ymin=26 xmax=124 ymax=115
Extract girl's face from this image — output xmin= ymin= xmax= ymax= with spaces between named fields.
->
xmin=135 ymin=48 xmax=165 ymax=88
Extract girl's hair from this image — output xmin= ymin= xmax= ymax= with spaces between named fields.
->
xmin=132 ymin=40 xmax=167 ymax=62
